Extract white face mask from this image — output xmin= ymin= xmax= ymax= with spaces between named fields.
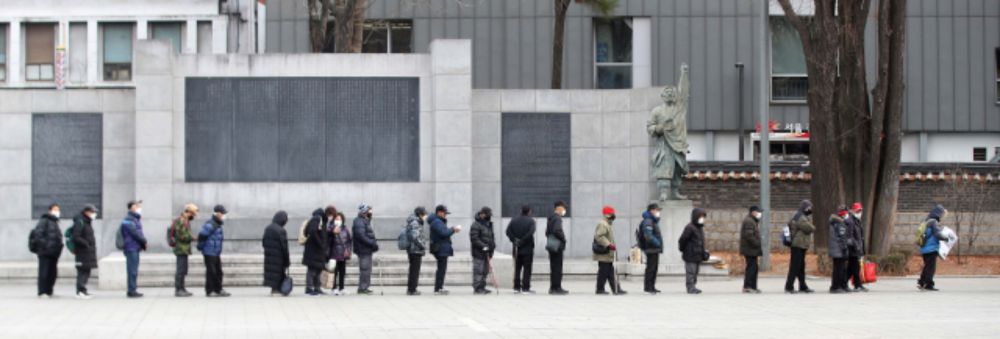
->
xmin=855 ymin=212 xmax=863 ymax=219
xmin=753 ymin=212 xmax=762 ymax=219
xmin=135 ymin=208 xmax=142 ymax=215
xmin=51 ymin=211 xmax=61 ymax=219
xmin=697 ymin=217 xmax=705 ymax=225
xmin=89 ymin=212 xmax=98 ymax=220
xmin=334 ymin=220 xmax=343 ymax=227
xmin=653 ymin=211 xmax=661 ymax=219
xmin=219 ymin=214 xmax=226 ymax=221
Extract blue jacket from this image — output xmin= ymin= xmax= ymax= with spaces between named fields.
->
xmin=641 ymin=211 xmax=663 ymax=254
xmin=121 ymin=212 xmax=146 ymax=253
xmin=428 ymin=214 xmax=454 ymax=257
xmin=198 ymin=217 xmax=225 ymax=256
xmin=920 ymin=205 xmax=947 ymax=255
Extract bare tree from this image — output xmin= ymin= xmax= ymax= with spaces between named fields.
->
xmin=946 ymin=168 xmax=990 ymax=263
xmin=308 ymin=0 xmax=369 ymax=53
xmin=777 ymin=0 xmax=907 ymax=257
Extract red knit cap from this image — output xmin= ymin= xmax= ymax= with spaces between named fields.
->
xmin=602 ymin=206 xmax=616 ymax=216
xmin=851 ymin=202 xmax=863 ymax=212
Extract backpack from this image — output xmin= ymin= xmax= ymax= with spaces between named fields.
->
xmin=167 ymin=220 xmax=178 ymax=248
xmin=64 ymin=225 xmax=76 ymax=254
xmin=115 ymin=225 xmax=125 ymax=250
xmin=781 ymin=224 xmax=792 ymax=247
xmin=915 ymin=220 xmax=930 ymax=247
xmin=28 ymin=227 xmax=43 ymax=254
xmin=297 ymin=219 xmax=310 ymax=246
xmin=397 ymin=224 xmax=411 ymax=251
xmin=635 ymin=223 xmax=647 ymax=250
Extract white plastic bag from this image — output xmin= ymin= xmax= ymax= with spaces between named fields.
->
xmin=937 ymin=226 xmax=958 ymax=260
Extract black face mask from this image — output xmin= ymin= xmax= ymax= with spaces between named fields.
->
xmin=366 ymin=212 xmax=373 ymax=219
xmin=187 ymin=215 xmax=195 ymax=221
xmin=804 ymin=209 xmax=812 ymax=216
xmin=608 ymin=214 xmax=616 ymax=221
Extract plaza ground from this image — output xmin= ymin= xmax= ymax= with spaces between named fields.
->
xmin=0 ymin=276 xmax=998 ymax=338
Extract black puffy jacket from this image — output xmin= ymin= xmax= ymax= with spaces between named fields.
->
xmin=71 ymin=213 xmax=98 ymax=269
xmin=262 ymin=211 xmax=290 ymax=289
xmin=301 ymin=209 xmax=329 ymax=269
xmin=470 ymin=215 xmax=495 ymax=259
xmin=32 ymin=214 xmax=63 ymax=258
xmin=678 ymin=208 xmax=708 ymax=263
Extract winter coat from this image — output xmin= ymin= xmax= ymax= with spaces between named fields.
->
xmin=329 ymin=222 xmax=352 ymax=261
xmin=262 ymin=211 xmax=290 ymax=289
xmin=846 ymin=214 xmax=865 ymax=257
xmin=920 ymin=205 xmax=948 ymax=255
xmin=352 ymin=212 xmax=379 ymax=255
xmin=405 ymin=214 xmax=427 ymax=256
xmin=30 ymin=213 xmax=63 ymax=258
xmin=828 ymin=214 xmax=849 ymax=259
xmin=71 ymin=214 xmax=97 ymax=269
xmin=592 ymin=218 xmax=616 ymax=263
xmin=171 ymin=216 xmax=194 ymax=256
xmin=470 ymin=215 xmax=496 ymax=259
xmin=198 ymin=217 xmax=225 ymax=257
xmin=301 ymin=209 xmax=330 ymax=269
xmin=429 ymin=214 xmax=455 ymax=257
xmin=640 ymin=211 xmax=664 ymax=254
xmin=739 ymin=214 xmax=762 ymax=257
xmin=121 ymin=211 xmax=146 ymax=253
xmin=789 ymin=200 xmax=815 ymax=250
xmin=505 ymin=215 xmax=536 ymax=255
xmin=678 ymin=208 xmax=708 ymax=263
xmin=545 ymin=213 xmax=567 ymax=253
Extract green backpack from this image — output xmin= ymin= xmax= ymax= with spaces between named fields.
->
xmin=915 ymin=220 xmax=929 ymax=247
xmin=64 ymin=225 xmax=76 ymax=254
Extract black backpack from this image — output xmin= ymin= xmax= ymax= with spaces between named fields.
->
xmin=28 ymin=227 xmax=43 ymax=254
xmin=635 ymin=223 xmax=647 ymax=250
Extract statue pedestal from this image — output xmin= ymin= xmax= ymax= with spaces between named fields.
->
xmin=653 ymin=199 xmax=693 ymax=264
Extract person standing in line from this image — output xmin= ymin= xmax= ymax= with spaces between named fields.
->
xmin=546 ymin=201 xmax=569 ymax=295
xmin=352 ymin=203 xmax=379 ymax=295
xmin=918 ymin=204 xmax=948 ymax=292
xmin=593 ymin=206 xmax=626 ymax=295
xmin=506 ymin=205 xmax=536 ymax=294
xmin=429 ymin=205 xmax=461 ymax=295
xmin=470 ymin=207 xmax=496 ymax=295
xmin=785 ymin=200 xmax=815 ymax=294
xmin=71 ymin=205 xmax=99 ymax=299
xmin=198 ymin=205 xmax=229 ymax=297
xmin=640 ymin=203 xmax=664 ymax=295
xmin=678 ymin=208 xmax=709 ymax=294
xmin=740 ymin=206 xmax=763 ymax=294
xmin=845 ymin=202 xmax=868 ymax=292
xmin=121 ymin=200 xmax=147 ymax=298
xmin=405 ymin=207 xmax=428 ymax=295
xmin=329 ymin=212 xmax=352 ymax=295
xmin=170 ymin=203 xmax=198 ymax=297
xmin=30 ymin=203 xmax=63 ymax=298
xmin=262 ymin=210 xmax=290 ymax=296
xmin=302 ymin=207 xmax=330 ymax=296
xmin=828 ymin=206 xmax=851 ymax=294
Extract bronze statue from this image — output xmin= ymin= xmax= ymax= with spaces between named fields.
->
xmin=647 ymin=64 xmax=690 ymax=201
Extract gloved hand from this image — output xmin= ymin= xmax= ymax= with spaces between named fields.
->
xmin=482 ymin=247 xmax=489 ymax=252
xmin=608 ymin=243 xmax=617 ymax=251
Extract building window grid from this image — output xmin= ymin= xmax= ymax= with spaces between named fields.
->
xmin=24 ymin=23 xmax=56 ymax=82
xmin=594 ymin=17 xmax=633 ymax=89
xmin=102 ymin=22 xmax=133 ymax=82
xmin=0 ymin=24 xmax=7 ymax=82
xmin=769 ymin=16 xmax=808 ymax=102
xmin=360 ymin=20 xmax=412 ymax=54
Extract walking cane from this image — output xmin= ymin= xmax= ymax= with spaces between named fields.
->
xmin=378 ymin=256 xmax=384 ymax=296
xmin=512 ymin=240 xmax=519 ymax=293
xmin=611 ymin=249 xmax=622 ymax=294
xmin=486 ymin=254 xmax=500 ymax=296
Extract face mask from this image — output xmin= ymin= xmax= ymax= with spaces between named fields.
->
xmin=334 ymin=220 xmax=343 ymax=227
xmin=753 ymin=212 xmax=761 ymax=220
xmin=697 ymin=217 xmax=705 ymax=225
xmin=855 ymin=212 xmax=863 ymax=219
xmin=421 ymin=215 xmax=428 ymax=222
xmin=188 ymin=215 xmax=195 ymax=221
xmin=608 ymin=214 xmax=616 ymax=221
xmin=804 ymin=209 xmax=812 ymax=216
xmin=135 ymin=208 xmax=142 ymax=215
xmin=89 ymin=212 xmax=98 ymax=220
xmin=218 ymin=214 xmax=226 ymax=221
xmin=52 ymin=211 xmax=61 ymax=219
xmin=653 ymin=211 xmax=661 ymax=219
xmin=366 ymin=212 xmax=373 ymax=219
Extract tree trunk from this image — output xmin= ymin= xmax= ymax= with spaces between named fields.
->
xmin=308 ymin=0 xmax=333 ymax=52
xmin=334 ymin=0 xmax=366 ymax=53
xmin=552 ymin=0 xmax=571 ymax=89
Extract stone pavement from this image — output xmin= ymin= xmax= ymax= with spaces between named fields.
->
xmin=0 ymin=276 xmax=998 ymax=338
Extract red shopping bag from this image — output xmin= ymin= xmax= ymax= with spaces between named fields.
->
xmin=863 ymin=261 xmax=878 ymax=283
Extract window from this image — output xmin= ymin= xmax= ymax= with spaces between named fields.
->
xmin=594 ymin=18 xmax=632 ymax=89
xmin=25 ymin=23 xmax=56 ymax=81
xmin=973 ymin=147 xmax=987 ymax=162
xmin=196 ymin=21 xmax=212 ymax=54
xmin=770 ymin=17 xmax=808 ymax=101
xmin=102 ymin=23 xmax=133 ymax=81
xmin=360 ymin=20 xmax=412 ymax=54
xmin=150 ymin=22 xmax=183 ymax=54
xmin=0 ymin=24 xmax=7 ymax=82
xmin=68 ymin=23 xmax=87 ymax=84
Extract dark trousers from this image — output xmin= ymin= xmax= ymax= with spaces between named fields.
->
xmin=306 ymin=267 xmax=322 ymax=292
xmin=548 ymin=251 xmax=564 ymax=291
xmin=513 ymin=254 xmax=533 ymax=291
xmin=596 ymin=262 xmax=619 ymax=293
xmin=125 ymin=251 xmax=140 ymax=294
xmin=203 ymin=255 xmax=223 ymax=294
xmin=472 ymin=257 xmax=489 ymax=291
xmin=175 ymin=255 xmax=188 ymax=291
xmin=434 ymin=256 xmax=448 ymax=291
xmin=407 ymin=253 xmax=422 ymax=292
xmin=333 ymin=260 xmax=347 ymax=291
xmin=847 ymin=256 xmax=863 ymax=288
xmin=743 ymin=255 xmax=759 ymax=290
xmin=830 ymin=257 xmax=848 ymax=290
xmin=37 ymin=256 xmax=58 ymax=295
xmin=76 ymin=267 xmax=91 ymax=293
xmin=785 ymin=247 xmax=809 ymax=291
xmin=644 ymin=253 xmax=660 ymax=291
xmin=685 ymin=261 xmax=700 ymax=292
xmin=919 ymin=252 xmax=937 ymax=288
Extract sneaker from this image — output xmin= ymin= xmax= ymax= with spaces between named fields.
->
xmin=651 ymin=289 xmax=661 ymax=294
xmin=613 ymin=289 xmax=628 ymax=296
xmin=595 ymin=290 xmax=610 ymax=295
xmin=474 ymin=289 xmax=489 ymax=295
xmin=924 ymin=286 xmax=940 ymax=292
xmin=38 ymin=293 xmax=51 ymax=299
xmin=314 ymin=289 xmax=327 ymax=296
xmin=799 ymin=288 xmax=815 ymax=294
xmin=357 ymin=289 xmax=374 ymax=295
xmin=218 ymin=290 xmax=231 ymax=297
xmin=126 ymin=292 xmax=144 ymax=298
xmin=752 ymin=289 xmax=762 ymax=294
xmin=407 ymin=291 xmax=422 ymax=296
xmin=645 ymin=290 xmax=658 ymax=295
xmin=207 ymin=292 xmax=219 ymax=297
xmin=549 ymin=289 xmax=568 ymax=295
xmin=853 ymin=286 xmax=869 ymax=293
xmin=520 ymin=289 xmax=536 ymax=295
xmin=742 ymin=288 xmax=755 ymax=294
xmin=512 ymin=288 xmax=521 ymax=294
xmin=175 ymin=290 xmax=193 ymax=297
xmin=434 ymin=289 xmax=450 ymax=296
xmin=687 ymin=289 xmax=702 ymax=295
xmin=76 ymin=292 xmax=92 ymax=300
xmin=784 ymin=289 xmax=798 ymax=294
xmin=331 ymin=290 xmax=341 ymax=296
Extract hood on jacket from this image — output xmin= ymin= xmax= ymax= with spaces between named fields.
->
xmin=272 ymin=211 xmax=288 ymax=227
xmin=474 ymin=213 xmax=491 ymax=224
xmin=642 ymin=210 xmax=658 ymax=222
xmin=406 ymin=213 xmax=423 ymax=226
xmin=312 ymin=208 xmax=327 ymax=225
xmin=793 ymin=200 xmax=813 ymax=220
xmin=928 ymin=204 xmax=946 ymax=221
xmin=690 ymin=208 xmax=706 ymax=226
